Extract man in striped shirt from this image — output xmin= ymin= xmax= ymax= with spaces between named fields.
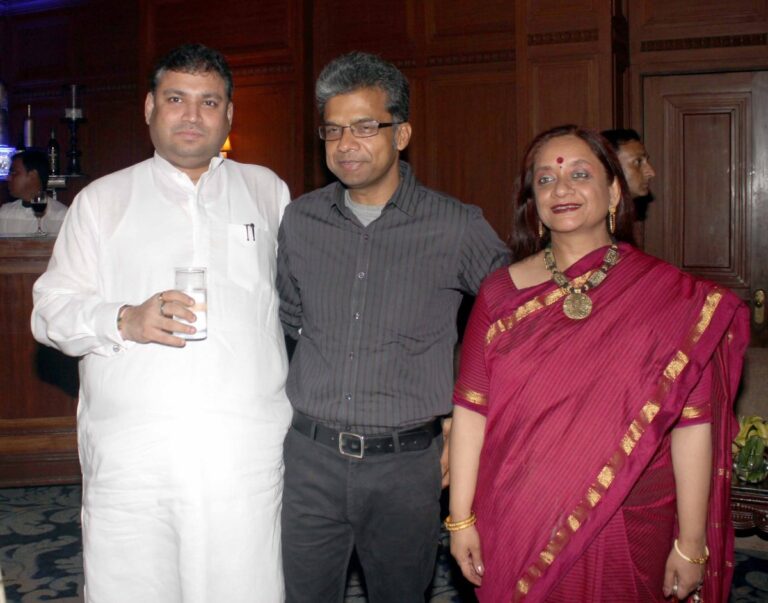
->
xmin=277 ymin=51 xmax=510 ymax=603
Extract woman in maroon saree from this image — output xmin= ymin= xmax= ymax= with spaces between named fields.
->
xmin=448 ymin=125 xmax=749 ymax=602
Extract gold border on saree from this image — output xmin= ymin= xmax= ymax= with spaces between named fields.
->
xmin=513 ymin=289 xmax=725 ymax=601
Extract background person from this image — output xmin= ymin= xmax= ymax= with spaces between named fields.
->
xmin=449 ymin=124 xmax=747 ymax=602
xmin=277 ymin=51 xmax=510 ymax=603
xmin=31 ymin=44 xmax=291 ymax=602
xmin=0 ymin=149 xmax=67 ymax=234
xmin=601 ymin=128 xmax=656 ymax=220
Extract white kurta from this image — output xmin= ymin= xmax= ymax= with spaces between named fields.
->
xmin=0 ymin=196 xmax=68 ymax=235
xmin=32 ymin=153 xmax=291 ymax=603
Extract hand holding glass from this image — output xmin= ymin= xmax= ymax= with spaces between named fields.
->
xmin=31 ymin=191 xmax=48 ymax=235
xmin=174 ymin=267 xmax=207 ymax=340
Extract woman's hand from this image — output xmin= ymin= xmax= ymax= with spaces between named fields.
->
xmin=662 ymin=543 xmax=705 ymax=600
xmin=450 ymin=525 xmax=484 ymax=586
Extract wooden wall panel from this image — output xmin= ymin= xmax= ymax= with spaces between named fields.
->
xmin=526 ymin=0 xmax=603 ymax=32
xmin=529 ymin=58 xmax=599 ymax=133
xmin=643 ymin=74 xmax=750 ymax=296
xmin=0 ymin=239 xmax=79 ymax=486
xmin=424 ymin=0 xmax=514 ymax=55
xmin=628 ymin=0 xmax=768 ymax=95
xmin=313 ymin=0 xmax=417 ymax=68
xmin=229 ymin=81 xmax=301 ymax=196
xmin=147 ymin=0 xmax=298 ymax=64
xmin=422 ymin=68 xmax=516 ymax=238
xmin=7 ymin=15 xmax=71 ymax=84
xmin=514 ymin=0 xmax=618 ymax=147
xmin=636 ymin=0 xmax=766 ymax=30
xmin=680 ymin=113 xmax=733 ymax=269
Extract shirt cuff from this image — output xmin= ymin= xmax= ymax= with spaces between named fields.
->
xmin=100 ymin=301 xmax=136 ymax=355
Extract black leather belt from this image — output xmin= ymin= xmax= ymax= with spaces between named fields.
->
xmin=291 ymin=413 xmax=442 ymax=459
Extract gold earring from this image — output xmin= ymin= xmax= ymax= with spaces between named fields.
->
xmin=608 ymin=208 xmax=616 ymax=235
xmin=538 ymin=220 xmax=545 ymax=238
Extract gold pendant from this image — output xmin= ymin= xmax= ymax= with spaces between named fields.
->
xmin=562 ymin=292 xmax=592 ymax=320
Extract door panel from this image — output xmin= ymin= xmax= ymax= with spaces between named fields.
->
xmin=643 ymin=71 xmax=768 ymax=346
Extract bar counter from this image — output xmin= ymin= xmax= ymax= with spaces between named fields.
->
xmin=0 ymin=236 xmax=79 ymax=486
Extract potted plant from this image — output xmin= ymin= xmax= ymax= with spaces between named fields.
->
xmin=733 ymin=415 xmax=768 ymax=484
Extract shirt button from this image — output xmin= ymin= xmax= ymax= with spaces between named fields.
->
xmin=112 ymin=344 xmax=121 ymax=353
xmin=363 ymin=233 xmax=370 ymax=241
xmin=354 ymin=312 xmax=361 ymax=320
xmin=348 ymin=352 xmax=355 ymax=360
xmin=357 ymin=271 xmax=366 ymax=280
xmin=344 ymin=393 xmax=352 ymax=401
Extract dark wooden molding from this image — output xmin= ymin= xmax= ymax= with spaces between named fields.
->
xmin=10 ymin=82 xmax=137 ymax=101
xmin=641 ymin=33 xmax=767 ymax=52
xmin=427 ymin=50 xmax=515 ymax=67
xmin=390 ymin=59 xmax=419 ymax=69
xmin=528 ymin=29 xmax=599 ymax=46
xmin=231 ymin=63 xmax=295 ymax=77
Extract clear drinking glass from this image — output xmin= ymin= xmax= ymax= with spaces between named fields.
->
xmin=174 ymin=267 xmax=207 ymax=340
xmin=30 ymin=191 xmax=48 ymax=235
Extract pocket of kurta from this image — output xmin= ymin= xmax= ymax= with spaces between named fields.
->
xmin=226 ymin=223 xmax=276 ymax=292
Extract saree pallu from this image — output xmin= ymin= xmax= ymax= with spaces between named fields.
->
xmin=453 ymin=243 xmax=749 ymax=602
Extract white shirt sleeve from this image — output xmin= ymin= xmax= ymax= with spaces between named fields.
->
xmin=31 ymin=186 xmax=131 ymax=357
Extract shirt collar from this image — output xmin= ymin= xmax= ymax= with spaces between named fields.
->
xmin=151 ymin=152 xmax=224 ymax=184
xmin=329 ymin=160 xmax=418 ymax=218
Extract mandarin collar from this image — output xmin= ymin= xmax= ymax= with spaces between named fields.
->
xmin=151 ymin=152 xmax=224 ymax=184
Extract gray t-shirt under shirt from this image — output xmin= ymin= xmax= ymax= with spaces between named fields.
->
xmin=344 ymin=189 xmax=383 ymax=227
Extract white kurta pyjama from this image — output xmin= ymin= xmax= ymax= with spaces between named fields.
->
xmin=32 ymin=153 xmax=292 ymax=603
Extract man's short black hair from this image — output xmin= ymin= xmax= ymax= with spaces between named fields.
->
xmin=600 ymin=128 xmax=641 ymax=152
xmin=150 ymin=43 xmax=233 ymax=100
xmin=12 ymin=148 xmax=48 ymax=190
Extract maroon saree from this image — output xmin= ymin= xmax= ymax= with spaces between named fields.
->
xmin=453 ymin=243 xmax=749 ymax=602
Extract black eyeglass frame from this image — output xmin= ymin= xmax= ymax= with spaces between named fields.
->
xmin=318 ymin=120 xmax=403 ymax=141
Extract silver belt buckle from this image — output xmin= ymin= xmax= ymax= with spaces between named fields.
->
xmin=338 ymin=432 xmax=365 ymax=459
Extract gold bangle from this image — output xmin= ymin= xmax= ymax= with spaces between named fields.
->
xmin=444 ymin=512 xmax=477 ymax=532
xmin=674 ymin=539 xmax=709 ymax=565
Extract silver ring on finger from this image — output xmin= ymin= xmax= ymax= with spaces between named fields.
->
xmin=159 ymin=301 xmax=166 ymax=315
xmin=692 ymin=593 xmax=701 ymax=603
xmin=672 ymin=584 xmax=678 ymax=594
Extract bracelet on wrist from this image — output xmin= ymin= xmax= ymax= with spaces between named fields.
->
xmin=116 ymin=304 xmax=131 ymax=332
xmin=673 ymin=539 xmax=709 ymax=565
xmin=444 ymin=512 xmax=477 ymax=532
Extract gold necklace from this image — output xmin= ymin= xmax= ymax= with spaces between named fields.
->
xmin=543 ymin=244 xmax=620 ymax=320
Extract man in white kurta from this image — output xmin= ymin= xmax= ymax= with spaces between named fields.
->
xmin=31 ymin=44 xmax=290 ymax=602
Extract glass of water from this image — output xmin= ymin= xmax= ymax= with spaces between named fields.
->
xmin=174 ymin=267 xmax=207 ymax=340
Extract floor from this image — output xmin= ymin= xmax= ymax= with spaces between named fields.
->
xmin=1 ymin=485 xmax=766 ymax=602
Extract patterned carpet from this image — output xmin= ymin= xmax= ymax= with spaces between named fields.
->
xmin=0 ymin=485 xmax=766 ymax=602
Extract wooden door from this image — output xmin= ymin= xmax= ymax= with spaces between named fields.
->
xmin=643 ymin=71 xmax=768 ymax=346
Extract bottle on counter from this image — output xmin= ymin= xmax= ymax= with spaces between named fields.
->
xmin=46 ymin=128 xmax=60 ymax=175
xmin=23 ymin=104 xmax=33 ymax=149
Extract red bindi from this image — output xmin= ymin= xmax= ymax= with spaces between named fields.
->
xmin=556 ymin=156 xmax=564 ymax=164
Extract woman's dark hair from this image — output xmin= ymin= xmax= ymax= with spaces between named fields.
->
xmin=509 ymin=124 xmax=635 ymax=259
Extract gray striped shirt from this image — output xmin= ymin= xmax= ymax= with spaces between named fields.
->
xmin=277 ymin=161 xmax=510 ymax=432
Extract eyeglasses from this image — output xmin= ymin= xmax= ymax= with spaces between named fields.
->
xmin=318 ymin=120 xmax=402 ymax=141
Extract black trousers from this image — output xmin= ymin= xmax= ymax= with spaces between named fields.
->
xmin=281 ymin=426 xmax=443 ymax=603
